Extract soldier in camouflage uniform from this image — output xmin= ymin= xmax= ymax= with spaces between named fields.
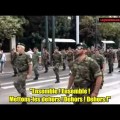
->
xmin=32 ymin=47 xmax=41 ymax=80
xmin=11 ymin=48 xmax=19 ymax=77
xmin=116 ymin=48 xmax=120 ymax=69
xmin=14 ymin=43 xmax=32 ymax=104
xmin=66 ymin=47 xmax=74 ymax=74
xmin=91 ymin=48 xmax=105 ymax=89
xmin=61 ymin=49 xmax=67 ymax=70
xmin=67 ymin=43 xmax=102 ymax=104
xmin=53 ymin=47 xmax=62 ymax=83
xmin=42 ymin=47 xmax=50 ymax=73
xmin=106 ymin=47 xmax=115 ymax=73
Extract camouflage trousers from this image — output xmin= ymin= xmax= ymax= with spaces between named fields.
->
xmin=53 ymin=63 xmax=60 ymax=81
xmin=33 ymin=63 xmax=39 ymax=76
xmin=14 ymin=72 xmax=27 ymax=96
xmin=43 ymin=60 xmax=48 ymax=72
xmin=108 ymin=62 xmax=113 ymax=73
xmin=62 ymin=59 xmax=66 ymax=70
xmin=72 ymin=81 xmax=92 ymax=104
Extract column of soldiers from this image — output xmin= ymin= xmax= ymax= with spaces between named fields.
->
xmin=10 ymin=42 xmax=120 ymax=104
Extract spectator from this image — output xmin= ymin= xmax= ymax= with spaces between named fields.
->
xmin=0 ymin=50 xmax=6 ymax=73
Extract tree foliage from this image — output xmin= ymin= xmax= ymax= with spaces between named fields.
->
xmin=0 ymin=16 xmax=27 ymax=40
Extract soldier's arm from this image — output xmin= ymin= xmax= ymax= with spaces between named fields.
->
xmin=101 ymin=56 xmax=105 ymax=71
xmin=60 ymin=54 xmax=62 ymax=64
xmin=38 ymin=53 xmax=41 ymax=64
xmin=90 ymin=60 xmax=102 ymax=97
xmin=27 ymin=55 xmax=33 ymax=76
xmin=67 ymin=63 xmax=76 ymax=89
xmin=67 ymin=75 xmax=75 ymax=89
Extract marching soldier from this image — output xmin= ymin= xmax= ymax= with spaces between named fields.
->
xmin=92 ymin=48 xmax=105 ymax=89
xmin=32 ymin=47 xmax=41 ymax=80
xmin=13 ymin=43 xmax=32 ymax=104
xmin=67 ymin=43 xmax=102 ymax=104
xmin=61 ymin=49 xmax=67 ymax=70
xmin=106 ymin=47 xmax=115 ymax=73
xmin=42 ymin=47 xmax=50 ymax=73
xmin=53 ymin=47 xmax=62 ymax=83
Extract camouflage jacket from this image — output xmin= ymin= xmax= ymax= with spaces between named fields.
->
xmin=53 ymin=52 xmax=62 ymax=64
xmin=15 ymin=53 xmax=32 ymax=73
xmin=67 ymin=51 xmax=74 ymax=61
xmin=42 ymin=51 xmax=49 ymax=61
xmin=91 ymin=54 xmax=104 ymax=69
xmin=61 ymin=51 xmax=67 ymax=59
xmin=71 ymin=56 xmax=102 ymax=87
xmin=32 ymin=52 xmax=41 ymax=64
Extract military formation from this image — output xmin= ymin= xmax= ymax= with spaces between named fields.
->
xmin=9 ymin=42 xmax=120 ymax=104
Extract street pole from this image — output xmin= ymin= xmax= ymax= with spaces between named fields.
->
xmin=45 ymin=16 xmax=48 ymax=50
xmin=76 ymin=16 xmax=79 ymax=44
xmin=52 ymin=16 xmax=55 ymax=53
xmin=51 ymin=16 xmax=55 ymax=64
xmin=95 ymin=16 xmax=97 ymax=48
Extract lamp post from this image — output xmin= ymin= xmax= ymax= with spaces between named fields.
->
xmin=76 ymin=16 xmax=79 ymax=44
xmin=95 ymin=16 xmax=98 ymax=48
xmin=52 ymin=16 xmax=55 ymax=53
xmin=45 ymin=16 xmax=48 ymax=50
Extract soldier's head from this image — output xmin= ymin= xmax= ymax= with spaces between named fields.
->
xmin=43 ymin=47 xmax=47 ymax=52
xmin=95 ymin=48 xmax=100 ymax=55
xmin=109 ymin=47 xmax=113 ymax=52
xmin=75 ymin=43 xmax=88 ymax=56
xmin=17 ymin=43 xmax=25 ymax=53
xmin=54 ymin=46 xmax=59 ymax=52
xmin=68 ymin=47 xmax=72 ymax=51
xmin=87 ymin=48 xmax=91 ymax=52
xmin=33 ymin=47 xmax=38 ymax=53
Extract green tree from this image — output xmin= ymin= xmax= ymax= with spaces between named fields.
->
xmin=0 ymin=16 xmax=27 ymax=49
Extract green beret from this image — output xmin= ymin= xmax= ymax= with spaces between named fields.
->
xmin=76 ymin=43 xmax=88 ymax=49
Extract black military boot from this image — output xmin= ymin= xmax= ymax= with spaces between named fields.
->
xmin=44 ymin=70 xmax=48 ymax=73
xmin=55 ymin=75 xmax=60 ymax=83
xmin=34 ymin=74 xmax=39 ymax=80
xmin=12 ymin=74 xmax=17 ymax=77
